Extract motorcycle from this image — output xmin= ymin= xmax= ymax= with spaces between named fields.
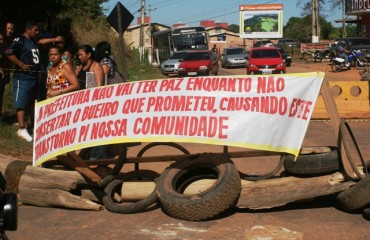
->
xmin=331 ymin=49 xmax=368 ymax=72
xmin=314 ymin=49 xmax=332 ymax=62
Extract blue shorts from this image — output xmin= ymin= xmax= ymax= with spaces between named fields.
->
xmin=13 ymin=77 xmax=39 ymax=109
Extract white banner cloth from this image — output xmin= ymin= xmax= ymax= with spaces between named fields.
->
xmin=33 ymin=72 xmax=324 ymax=166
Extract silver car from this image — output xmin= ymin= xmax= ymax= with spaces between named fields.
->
xmin=160 ymin=51 xmax=188 ymax=75
xmin=221 ymin=47 xmax=248 ymax=68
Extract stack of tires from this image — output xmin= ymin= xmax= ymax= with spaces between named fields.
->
xmin=101 ymin=146 xmax=370 ymax=221
xmin=102 ymin=153 xmax=242 ymax=221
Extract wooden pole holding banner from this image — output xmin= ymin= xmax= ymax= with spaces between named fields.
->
xmin=320 ymin=77 xmax=357 ymax=180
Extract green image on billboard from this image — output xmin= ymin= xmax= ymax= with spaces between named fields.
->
xmin=244 ymin=13 xmax=278 ymax=33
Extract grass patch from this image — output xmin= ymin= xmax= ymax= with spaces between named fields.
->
xmin=0 ymin=122 xmax=33 ymax=158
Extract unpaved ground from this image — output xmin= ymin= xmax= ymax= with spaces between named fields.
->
xmin=3 ymin=61 xmax=370 ymax=240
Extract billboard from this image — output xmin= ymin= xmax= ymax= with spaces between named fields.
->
xmin=239 ymin=4 xmax=283 ymax=39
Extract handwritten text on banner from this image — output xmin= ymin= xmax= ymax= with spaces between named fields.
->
xmin=33 ymin=72 xmax=325 ymax=166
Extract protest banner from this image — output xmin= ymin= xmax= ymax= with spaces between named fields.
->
xmin=33 ymin=72 xmax=324 ymax=166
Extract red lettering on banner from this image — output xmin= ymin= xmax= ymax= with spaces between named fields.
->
xmin=35 ymin=111 xmax=72 ymax=142
xmin=78 ymin=124 xmax=90 ymax=142
xmin=116 ymin=82 xmax=134 ymax=96
xmin=122 ymin=98 xmax=145 ymax=114
xmin=219 ymin=96 xmax=287 ymax=115
xmin=133 ymin=116 xmax=228 ymax=138
xmin=146 ymin=96 xmax=215 ymax=112
xmin=257 ymin=76 xmax=285 ymax=93
xmin=289 ymin=98 xmax=312 ymax=120
xmin=90 ymin=119 xmax=127 ymax=139
xmin=81 ymin=101 xmax=119 ymax=121
xmin=159 ymin=79 xmax=183 ymax=91
xmin=92 ymin=86 xmax=114 ymax=100
xmin=43 ymin=90 xmax=90 ymax=118
xmin=35 ymin=128 xmax=77 ymax=159
xmin=136 ymin=80 xmax=158 ymax=93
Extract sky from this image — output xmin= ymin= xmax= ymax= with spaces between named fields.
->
xmin=102 ymin=0 xmax=343 ymax=27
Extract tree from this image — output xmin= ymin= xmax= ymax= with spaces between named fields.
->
xmin=283 ymin=16 xmax=312 ymax=42
xmin=296 ymin=0 xmax=343 ymax=17
xmin=0 ymin=0 xmax=108 ymax=32
xmin=228 ymin=24 xmax=240 ymax=33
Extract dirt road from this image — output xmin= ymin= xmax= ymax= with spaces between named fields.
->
xmin=4 ymin=62 xmax=370 ymax=240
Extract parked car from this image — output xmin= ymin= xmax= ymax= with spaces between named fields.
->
xmin=246 ymin=47 xmax=286 ymax=75
xmin=177 ymin=50 xmax=219 ymax=77
xmin=277 ymin=48 xmax=292 ymax=67
xmin=160 ymin=51 xmax=189 ymax=75
xmin=277 ymin=38 xmax=299 ymax=48
xmin=220 ymin=47 xmax=248 ymax=68
xmin=253 ymin=40 xmax=274 ymax=48
xmin=338 ymin=37 xmax=370 ymax=59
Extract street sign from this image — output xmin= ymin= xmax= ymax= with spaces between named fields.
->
xmin=106 ymin=2 xmax=134 ymax=33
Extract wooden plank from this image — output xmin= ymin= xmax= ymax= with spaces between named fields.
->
xmin=320 ymin=77 xmax=357 ymax=179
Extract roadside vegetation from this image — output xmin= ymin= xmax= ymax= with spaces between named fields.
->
xmin=0 ymin=1 xmax=162 ymax=156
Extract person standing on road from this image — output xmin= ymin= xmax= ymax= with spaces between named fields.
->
xmin=94 ymin=41 xmax=124 ymax=85
xmin=6 ymin=21 xmax=40 ymax=142
xmin=338 ymin=41 xmax=351 ymax=67
xmin=76 ymin=44 xmax=104 ymax=89
xmin=46 ymin=46 xmax=79 ymax=99
xmin=212 ymin=44 xmax=219 ymax=59
xmin=0 ymin=33 xmax=7 ymax=121
xmin=76 ymin=44 xmax=105 ymax=160
xmin=0 ymin=22 xmax=16 ymax=122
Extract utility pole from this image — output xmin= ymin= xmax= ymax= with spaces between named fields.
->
xmin=311 ymin=0 xmax=320 ymax=43
xmin=139 ymin=0 xmax=145 ymax=61
xmin=342 ymin=0 xmax=347 ymax=37
xmin=147 ymin=4 xmax=156 ymax=64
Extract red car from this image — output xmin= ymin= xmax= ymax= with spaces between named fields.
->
xmin=246 ymin=47 xmax=286 ymax=75
xmin=177 ymin=50 xmax=219 ymax=77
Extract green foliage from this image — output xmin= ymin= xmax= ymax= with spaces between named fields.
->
xmin=0 ymin=0 xmax=108 ymax=26
xmin=228 ymin=24 xmax=239 ymax=33
xmin=296 ymin=0 xmax=343 ymax=16
xmin=283 ymin=14 xmax=347 ymax=41
xmin=283 ymin=16 xmax=312 ymax=42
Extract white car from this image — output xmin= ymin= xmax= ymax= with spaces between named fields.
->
xmin=160 ymin=51 xmax=188 ymax=75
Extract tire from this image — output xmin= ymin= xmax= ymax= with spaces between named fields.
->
xmin=283 ymin=147 xmax=340 ymax=176
xmin=102 ymin=170 xmax=159 ymax=214
xmin=363 ymin=208 xmax=370 ymax=221
xmin=336 ymin=173 xmax=370 ymax=212
xmin=355 ymin=57 xmax=368 ymax=70
xmin=135 ymin=142 xmax=189 ymax=172
xmin=331 ymin=62 xmax=342 ymax=72
xmin=314 ymin=53 xmax=323 ymax=62
xmin=156 ymin=153 xmax=241 ymax=221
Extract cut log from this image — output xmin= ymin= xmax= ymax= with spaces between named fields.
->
xmin=19 ymin=166 xmax=88 ymax=191
xmin=237 ymin=173 xmax=356 ymax=209
xmin=118 ymin=173 xmax=355 ymax=210
xmin=18 ymin=187 xmax=103 ymax=211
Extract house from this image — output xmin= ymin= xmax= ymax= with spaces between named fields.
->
xmin=343 ymin=0 xmax=370 ymax=37
xmin=124 ymin=22 xmax=170 ymax=49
